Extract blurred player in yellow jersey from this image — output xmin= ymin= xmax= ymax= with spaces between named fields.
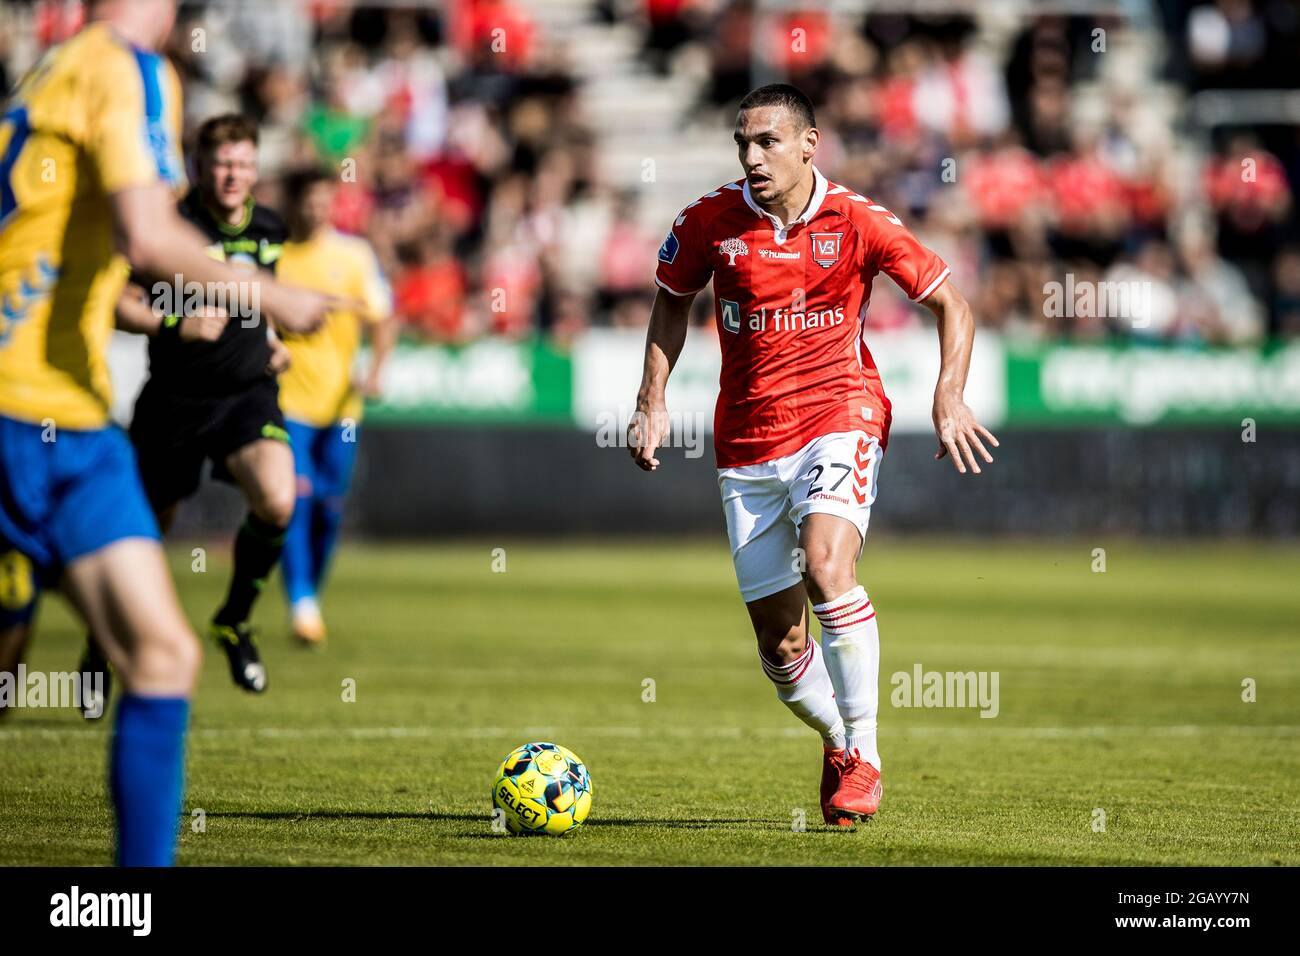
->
xmin=276 ymin=168 xmax=396 ymax=644
xmin=0 ymin=0 xmax=334 ymax=865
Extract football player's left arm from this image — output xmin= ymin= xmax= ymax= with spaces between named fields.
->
xmin=920 ymin=279 xmax=999 ymax=475
xmin=357 ymin=315 xmax=397 ymax=398
xmin=356 ymin=248 xmax=397 ymax=398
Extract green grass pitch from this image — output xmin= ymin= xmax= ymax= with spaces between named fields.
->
xmin=1 ymin=538 xmax=1296 ymax=866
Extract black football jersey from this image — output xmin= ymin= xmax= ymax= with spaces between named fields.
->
xmin=142 ymin=188 xmax=287 ymax=397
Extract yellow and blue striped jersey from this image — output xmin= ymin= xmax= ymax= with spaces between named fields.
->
xmin=277 ymin=229 xmax=392 ymax=427
xmin=0 ymin=23 xmax=185 ymax=429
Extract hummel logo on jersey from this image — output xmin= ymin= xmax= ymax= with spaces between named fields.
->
xmin=758 ymin=249 xmax=800 ymax=260
xmin=718 ymin=237 xmax=749 ymax=266
xmin=810 ymin=233 xmax=842 ymax=268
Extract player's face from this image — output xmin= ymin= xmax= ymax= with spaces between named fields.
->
xmin=297 ymin=182 xmax=336 ymax=233
xmin=734 ymin=106 xmax=815 ymax=205
xmin=150 ymin=0 xmax=179 ymax=46
xmin=200 ymin=140 xmax=259 ymax=215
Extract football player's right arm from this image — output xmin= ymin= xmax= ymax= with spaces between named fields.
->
xmin=633 ymin=205 xmax=713 ymax=472
xmin=109 ymin=183 xmax=335 ymax=334
xmin=89 ymin=54 xmax=334 ymax=335
xmin=631 ymin=287 xmax=696 ymax=472
xmin=114 ymin=280 xmax=229 ymax=342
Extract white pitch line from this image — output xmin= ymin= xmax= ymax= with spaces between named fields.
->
xmin=0 ymin=724 xmax=1298 ymax=741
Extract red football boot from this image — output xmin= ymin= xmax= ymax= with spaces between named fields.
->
xmin=826 ymin=749 xmax=882 ymax=824
xmin=821 ymin=748 xmax=854 ymax=826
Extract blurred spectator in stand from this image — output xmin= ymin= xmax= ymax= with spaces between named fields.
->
xmin=1272 ymin=247 xmax=1300 ymax=338
xmin=703 ymin=0 xmax=754 ymax=110
xmin=1186 ymin=0 xmax=1269 ymax=90
xmin=1202 ymin=134 xmax=1293 ymax=301
xmin=1176 ymin=224 xmax=1265 ymax=344
xmin=394 ymin=232 xmax=472 ymax=342
xmin=305 ymin=46 xmax=375 ymax=164
xmin=962 ymin=131 xmax=1049 ymax=262
xmin=1047 ymin=129 xmax=1131 ymax=268
xmin=1104 ymin=240 xmax=1180 ymax=341
xmin=643 ymin=0 xmax=697 ymax=75
xmin=597 ymin=192 xmax=659 ymax=322
xmin=913 ymin=16 xmax=1009 ymax=150
xmin=367 ymin=122 xmax=439 ymax=274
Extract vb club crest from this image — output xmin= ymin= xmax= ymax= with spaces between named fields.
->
xmin=810 ymin=232 xmax=842 ymax=268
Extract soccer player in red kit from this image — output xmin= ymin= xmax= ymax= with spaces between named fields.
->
xmin=630 ymin=84 xmax=999 ymax=825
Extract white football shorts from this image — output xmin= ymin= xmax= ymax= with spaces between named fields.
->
xmin=718 ymin=430 xmax=883 ymax=603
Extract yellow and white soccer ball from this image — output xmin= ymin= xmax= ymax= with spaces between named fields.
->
xmin=492 ymin=742 xmax=593 ymax=836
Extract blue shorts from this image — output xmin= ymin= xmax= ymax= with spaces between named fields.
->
xmin=0 ymin=415 xmax=160 ymax=626
xmin=286 ymin=419 xmax=358 ymax=500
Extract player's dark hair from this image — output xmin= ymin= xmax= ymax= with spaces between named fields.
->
xmin=738 ymin=84 xmax=816 ymax=131
xmin=282 ymin=166 xmax=335 ymax=207
xmin=195 ymin=113 xmax=259 ymax=157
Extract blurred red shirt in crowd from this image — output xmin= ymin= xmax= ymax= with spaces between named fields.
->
xmin=1048 ymin=149 xmax=1128 ymax=234
xmin=1203 ymin=148 xmax=1291 ymax=233
xmin=963 ymin=145 xmax=1046 ymax=229
xmin=34 ymin=0 xmax=84 ymax=44
xmin=481 ymin=246 xmax=541 ymax=338
xmin=450 ymin=0 xmax=535 ymax=70
xmin=768 ymin=10 xmax=830 ymax=72
xmin=395 ymin=237 xmax=470 ymax=341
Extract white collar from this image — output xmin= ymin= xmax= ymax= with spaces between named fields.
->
xmin=742 ymin=165 xmax=828 ymax=236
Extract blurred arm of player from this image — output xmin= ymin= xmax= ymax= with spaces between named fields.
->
xmin=110 ymin=183 xmax=338 ymax=335
xmin=921 ymin=279 xmax=1000 ymax=476
xmin=630 ymin=287 xmax=696 ymax=472
xmin=266 ymin=327 xmax=291 ymax=376
xmin=113 ymin=280 xmax=228 ymax=342
xmin=355 ymin=316 xmax=398 ymax=398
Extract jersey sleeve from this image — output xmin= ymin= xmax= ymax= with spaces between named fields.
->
xmin=862 ymin=208 xmax=950 ymax=302
xmin=654 ymin=203 xmax=714 ymax=297
xmin=355 ymin=241 xmax=394 ymax=322
xmin=86 ymin=47 xmax=186 ymax=195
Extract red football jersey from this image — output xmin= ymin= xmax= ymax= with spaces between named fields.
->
xmin=655 ymin=167 xmax=950 ymax=468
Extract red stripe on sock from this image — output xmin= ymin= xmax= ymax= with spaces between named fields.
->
xmin=761 ymin=641 xmax=816 ymax=685
xmin=818 ymin=601 xmax=869 ymax=624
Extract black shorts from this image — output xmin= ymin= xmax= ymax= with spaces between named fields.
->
xmin=129 ymin=377 xmax=288 ymax=512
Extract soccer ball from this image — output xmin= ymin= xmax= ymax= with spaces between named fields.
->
xmin=492 ymin=742 xmax=593 ymax=836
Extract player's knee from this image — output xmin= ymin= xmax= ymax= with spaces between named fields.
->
xmin=802 ymin=556 xmax=856 ymax=605
xmin=123 ymin=628 xmax=202 ymax=694
xmin=253 ymin=485 xmax=296 ymax=529
xmin=756 ymin=623 xmax=807 ymax=665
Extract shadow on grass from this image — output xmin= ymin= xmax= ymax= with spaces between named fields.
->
xmin=203 ymin=809 xmax=862 ymax=835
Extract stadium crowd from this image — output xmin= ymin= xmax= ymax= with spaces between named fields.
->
xmin=2 ymin=0 xmax=1298 ymax=343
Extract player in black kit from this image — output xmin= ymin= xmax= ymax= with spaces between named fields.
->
xmin=78 ymin=114 xmax=335 ymax=712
